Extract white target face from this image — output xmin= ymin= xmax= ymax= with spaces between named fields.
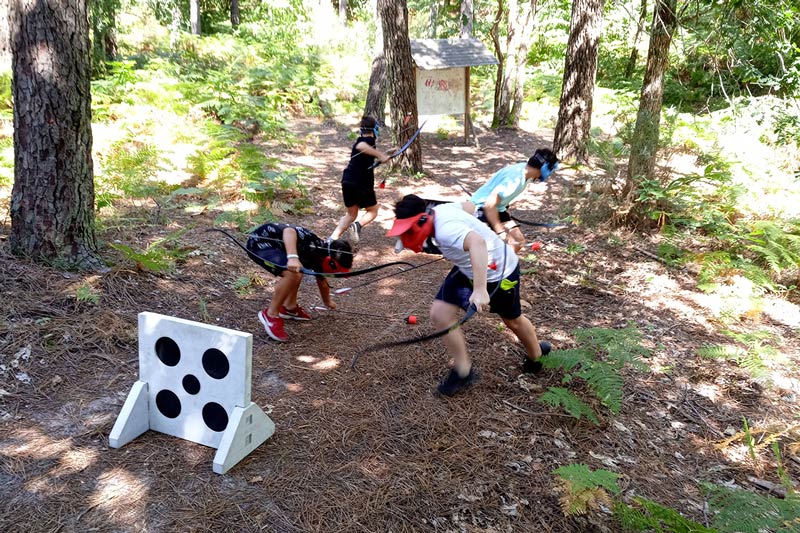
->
xmin=138 ymin=313 xmax=253 ymax=448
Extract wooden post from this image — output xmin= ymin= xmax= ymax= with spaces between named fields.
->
xmin=464 ymin=67 xmax=471 ymax=145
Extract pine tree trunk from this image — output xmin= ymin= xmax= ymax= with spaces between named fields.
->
xmin=0 ymin=0 xmax=11 ymax=70
xmin=627 ymin=0 xmax=678 ymax=186
xmin=231 ymin=0 xmax=240 ymax=29
xmin=190 ymin=0 xmax=201 ymax=35
xmin=624 ymin=0 xmax=648 ymax=78
xmin=492 ymin=0 xmax=537 ymax=129
xmin=459 ymin=0 xmax=473 ymax=38
xmin=91 ymin=0 xmax=118 ymax=75
xmin=339 ymin=0 xmax=347 ymax=24
xmin=553 ymin=0 xmax=605 ymax=162
xmin=9 ymin=0 xmax=102 ymax=270
xmin=377 ymin=0 xmax=422 ymax=172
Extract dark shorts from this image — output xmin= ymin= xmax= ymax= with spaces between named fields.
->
xmin=246 ymin=245 xmax=287 ymax=277
xmin=435 ymin=265 xmax=522 ymax=319
xmin=342 ymin=182 xmax=377 ymax=208
xmin=476 ymin=208 xmax=512 ymax=224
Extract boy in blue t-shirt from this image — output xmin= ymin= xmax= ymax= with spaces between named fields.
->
xmin=329 ymin=116 xmax=390 ymax=243
xmin=470 ymin=148 xmax=559 ymax=252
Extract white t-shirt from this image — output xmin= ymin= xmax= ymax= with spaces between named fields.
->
xmin=432 ymin=203 xmax=518 ymax=282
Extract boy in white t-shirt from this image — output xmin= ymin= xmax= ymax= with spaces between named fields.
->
xmin=387 ymin=194 xmax=550 ymax=396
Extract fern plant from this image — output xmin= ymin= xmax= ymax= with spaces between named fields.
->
xmin=553 ymin=464 xmax=620 ymax=516
xmin=614 ymin=497 xmax=716 ymax=532
xmin=539 ymin=325 xmax=650 ymax=424
xmin=703 ymin=483 xmax=800 ymax=533
xmin=109 ymin=228 xmax=190 ymax=273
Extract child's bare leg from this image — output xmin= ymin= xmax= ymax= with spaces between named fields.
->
xmin=501 ymin=315 xmax=542 ymax=359
xmin=267 ymin=271 xmax=303 ymax=317
xmin=431 ymin=300 xmax=472 ymax=376
xmin=330 ymin=205 xmax=360 ymax=239
xmin=357 ymin=205 xmax=379 ymax=229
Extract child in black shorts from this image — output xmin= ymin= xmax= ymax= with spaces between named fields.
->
xmin=330 ymin=116 xmax=390 ymax=243
xmin=387 ymin=194 xmax=551 ymax=397
xmin=246 ymin=223 xmax=353 ymax=342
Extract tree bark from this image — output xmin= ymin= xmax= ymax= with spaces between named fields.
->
xmin=428 ymin=0 xmax=440 ymax=38
xmin=626 ymin=0 xmax=678 ymax=185
xmin=377 ymin=0 xmax=422 ymax=172
xmin=553 ymin=0 xmax=605 ymax=162
xmin=0 ymin=0 xmax=11 ymax=70
xmin=91 ymin=0 xmax=118 ymax=75
xmin=231 ymin=0 xmax=240 ymax=29
xmin=459 ymin=0 xmax=473 ymax=38
xmin=190 ymin=0 xmax=201 ymax=35
xmin=9 ymin=0 xmax=102 ymax=270
xmin=492 ymin=0 xmax=537 ymax=129
xmin=624 ymin=0 xmax=648 ymax=78
xmin=364 ymin=4 xmax=387 ymax=124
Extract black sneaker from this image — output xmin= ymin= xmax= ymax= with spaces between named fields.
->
xmin=523 ymin=341 xmax=552 ymax=374
xmin=437 ymin=367 xmax=477 ymax=396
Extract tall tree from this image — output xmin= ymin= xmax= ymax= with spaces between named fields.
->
xmin=460 ymin=0 xmax=473 ymax=38
xmin=364 ymin=4 xmax=388 ymax=124
xmin=626 ymin=0 xmax=678 ymax=185
xmin=8 ymin=0 xmax=102 ymax=269
xmin=190 ymin=0 xmax=200 ymax=35
xmin=0 ymin=0 xmax=10 ymax=70
xmin=231 ymin=0 xmax=240 ymax=29
xmin=625 ymin=0 xmax=649 ymax=78
xmin=377 ymin=0 xmax=422 ymax=172
xmin=90 ymin=0 xmax=119 ymax=75
xmin=491 ymin=0 xmax=538 ymax=129
xmin=552 ymin=0 xmax=605 ymax=162
xmin=339 ymin=0 xmax=347 ymax=24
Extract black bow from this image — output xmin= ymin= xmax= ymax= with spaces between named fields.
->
xmin=509 ymin=214 xmax=569 ymax=228
xmin=209 ymin=228 xmax=415 ymax=278
xmin=369 ymin=120 xmax=427 ymax=169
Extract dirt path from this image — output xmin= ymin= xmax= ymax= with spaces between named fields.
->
xmin=1 ymin=116 xmax=799 ymax=532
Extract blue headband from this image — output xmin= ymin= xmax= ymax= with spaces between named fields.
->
xmin=539 ymin=161 xmax=559 ymax=181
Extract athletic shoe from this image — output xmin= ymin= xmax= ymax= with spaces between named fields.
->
xmin=349 ymin=221 xmax=362 ymax=243
xmin=258 ymin=309 xmax=288 ymax=342
xmin=523 ymin=341 xmax=552 ymax=374
xmin=279 ymin=305 xmax=312 ymax=321
xmin=437 ymin=367 xmax=477 ymax=396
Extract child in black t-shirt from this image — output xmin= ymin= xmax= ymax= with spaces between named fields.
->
xmin=329 ymin=116 xmax=390 ymax=243
xmin=246 ymin=223 xmax=354 ymax=342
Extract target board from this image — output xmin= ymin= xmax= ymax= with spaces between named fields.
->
xmin=109 ymin=312 xmax=275 ymax=474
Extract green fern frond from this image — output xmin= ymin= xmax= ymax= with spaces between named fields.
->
xmin=614 ymin=497 xmax=716 ymax=532
xmin=542 ymin=348 xmax=590 ymax=371
xmin=703 ymin=483 xmax=800 ymax=533
xmin=698 ymin=344 xmax=747 ymax=360
xmin=539 ymin=387 xmax=599 ymax=424
xmin=553 ymin=464 xmax=621 ymax=495
xmin=577 ymin=361 xmax=625 ymax=414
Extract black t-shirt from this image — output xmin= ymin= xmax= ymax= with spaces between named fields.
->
xmin=341 ymin=135 xmax=376 ymax=188
xmin=246 ymin=223 xmax=327 ymax=272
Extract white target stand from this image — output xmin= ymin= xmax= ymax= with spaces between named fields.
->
xmin=109 ymin=312 xmax=275 ymax=474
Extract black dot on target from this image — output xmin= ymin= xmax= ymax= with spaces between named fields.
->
xmin=155 ymin=337 xmax=180 ymax=367
xmin=182 ymin=374 xmax=200 ymax=395
xmin=202 ymin=348 xmax=229 ymax=379
xmin=155 ymin=389 xmax=181 ymax=418
xmin=202 ymin=402 xmax=228 ymax=432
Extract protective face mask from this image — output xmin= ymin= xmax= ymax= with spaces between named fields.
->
xmin=539 ymin=161 xmax=559 ymax=181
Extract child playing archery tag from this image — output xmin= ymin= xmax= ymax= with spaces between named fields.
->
xmin=329 ymin=116 xmax=390 ymax=244
xmin=387 ymin=194 xmax=551 ymax=396
xmin=470 ymin=148 xmax=559 ymax=253
xmin=246 ymin=223 xmax=354 ymax=342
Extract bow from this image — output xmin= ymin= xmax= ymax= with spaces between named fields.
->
xmin=509 ymin=214 xmax=569 ymax=228
xmin=350 ymin=240 xmax=510 ymax=369
xmin=369 ymin=120 xmax=427 ymax=170
xmin=209 ymin=228 xmax=415 ymax=278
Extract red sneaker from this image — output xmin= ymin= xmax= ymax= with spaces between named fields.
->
xmin=279 ymin=305 xmax=312 ymax=321
xmin=258 ymin=310 xmax=288 ymax=341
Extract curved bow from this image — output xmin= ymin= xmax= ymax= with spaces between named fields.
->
xmin=350 ymin=240 xmax=510 ymax=369
xmin=369 ymin=120 xmax=427 ymax=170
xmin=209 ymin=228 xmax=415 ymax=278
xmin=509 ymin=214 xmax=569 ymax=228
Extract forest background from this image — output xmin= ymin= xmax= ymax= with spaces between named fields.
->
xmin=1 ymin=0 xmax=800 ymax=532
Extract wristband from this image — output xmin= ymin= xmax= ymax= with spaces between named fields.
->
xmin=286 ymin=254 xmax=299 ymax=259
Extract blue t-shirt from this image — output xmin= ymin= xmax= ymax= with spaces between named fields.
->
xmin=470 ymin=162 xmax=528 ymax=212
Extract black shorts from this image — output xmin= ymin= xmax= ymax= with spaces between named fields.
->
xmin=342 ymin=182 xmax=377 ymax=208
xmin=246 ymin=245 xmax=287 ymax=277
xmin=434 ymin=265 xmax=522 ymax=319
xmin=476 ymin=208 xmax=512 ymax=224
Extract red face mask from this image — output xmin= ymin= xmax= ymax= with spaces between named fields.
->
xmin=322 ymin=257 xmax=350 ymax=274
xmin=399 ymin=214 xmax=434 ymax=253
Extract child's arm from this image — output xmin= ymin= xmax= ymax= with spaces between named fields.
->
xmin=282 ymin=227 xmax=302 ymax=273
xmin=480 ymin=187 xmax=508 ymax=234
xmin=463 ymin=231 xmax=490 ymax=312
xmin=355 ymin=141 xmax=390 ymax=165
xmin=316 ymin=277 xmax=336 ymax=309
